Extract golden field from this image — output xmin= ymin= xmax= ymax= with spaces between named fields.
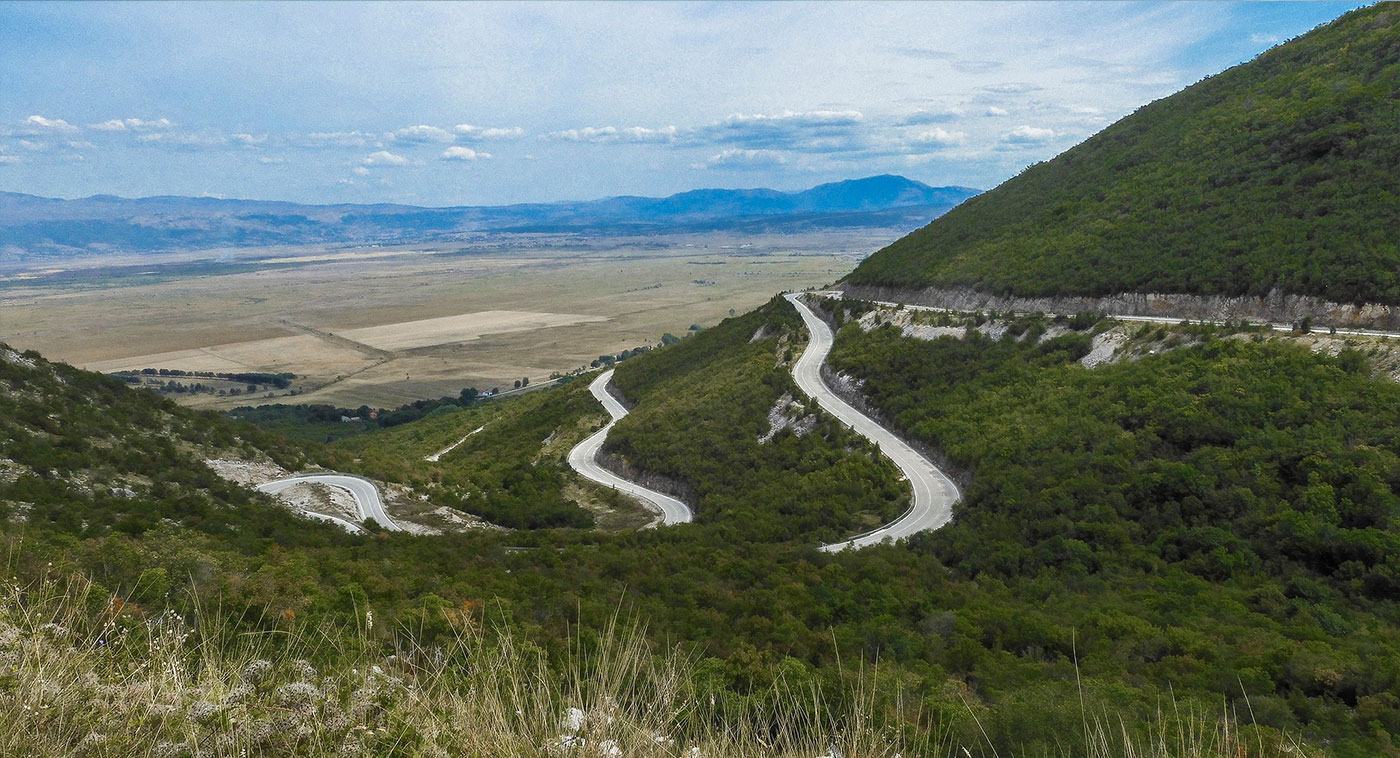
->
xmin=0 ymin=231 xmax=888 ymax=408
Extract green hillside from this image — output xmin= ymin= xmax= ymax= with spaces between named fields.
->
xmin=844 ymin=5 xmax=1400 ymax=306
xmin=9 ymin=304 xmax=1400 ymax=753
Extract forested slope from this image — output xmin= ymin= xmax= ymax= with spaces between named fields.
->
xmin=0 ymin=343 xmax=340 ymax=548
xmin=7 ymin=305 xmax=1400 ymax=752
xmin=823 ymin=308 xmax=1400 ymax=751
xmin=607 ymin=298 xmax=906 ymax=542
xmin=844 ymin=5 xmax=1400 ymax=306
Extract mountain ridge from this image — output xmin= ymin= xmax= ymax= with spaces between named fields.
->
xmin=0 ymin=175 xmax=979 ymax=257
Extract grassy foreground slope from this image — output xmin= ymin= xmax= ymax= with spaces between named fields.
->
xmin=844 ymin=5 xmax=1400 ymax=306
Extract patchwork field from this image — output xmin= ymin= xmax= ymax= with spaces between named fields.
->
xmin=0 ymin=230 xmax=892 ymax=409
xmin=84 ymin=335 xmax=375 ymax=375
xmin=339 ymin=310 xmax=607 ymax=351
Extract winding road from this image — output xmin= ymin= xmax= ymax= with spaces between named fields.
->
xmin=785 ymin=293 xmax=962 ymax=551
xmin=256 ymin=473 xmax=403 ymax=532
xmin=566 ymin=370 xmax=693 ymax=526
xmin=558 ymin=295 xmax=959 ymax=550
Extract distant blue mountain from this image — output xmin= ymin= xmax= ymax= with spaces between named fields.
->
xmin=0 ymin=175 xmax=979 ymax=257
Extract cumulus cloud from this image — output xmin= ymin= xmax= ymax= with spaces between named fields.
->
xmin=984 ymin=106 xmax=1010 ymax=117
xmin=25 ymin=115 xmax=78 ymax=132
xmin=697 ymin=110 xmax=865 ymax=153
xmin=391 ymin=124 xmax=455 ymax=143
xmin=911 ymin=128 xmax=967 ymax=146
xmin=136 ymin=132 xmax=227 ymax=147
xmin=696 ymin=148 xmax=788 ymax=170
xmin=362 ymin=150 xmax=408 ymax=166
xmin=441 ymin=146 xmax=491 ymax=161
xmin=547 ymin=125 xmax=677 ymax=143
xmin=303 ymin=131 xmax=378 ymax=148
xmin=1002 ymin=125 xmax=1057 ymax=143
xmin=89 ymin=117 xmax=173 ymax=132
xmin=454 ymin=124 xmax=525 ymax=141
xmin=351 ymin=166 xmax=370 ymax=175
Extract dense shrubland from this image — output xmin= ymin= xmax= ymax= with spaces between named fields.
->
xmin=5 ymin=292 xmax=1400 ymax=754
xmin=607 ymin=297 xmax=906 ymax=542
xmin=825 ymin=316 xmax=1400 ymax=752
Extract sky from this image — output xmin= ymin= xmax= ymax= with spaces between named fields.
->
xmin=0 ymin=1 xmax=1368 ymax=207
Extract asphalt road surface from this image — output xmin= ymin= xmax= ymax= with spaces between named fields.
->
xmin=256 ymin=473 xmax=403 ymax=532
xmin=566 ymin=369 xmax=693 ymax=525
xmin=786 ymin=292 xmax=962 ymax=551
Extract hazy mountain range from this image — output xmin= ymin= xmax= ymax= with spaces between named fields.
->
xmin=0 ymin=175 xmax=979 ymax=258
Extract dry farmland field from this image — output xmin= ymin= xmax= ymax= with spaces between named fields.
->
xmin=0 ymin=231 xmax=889 ymax=409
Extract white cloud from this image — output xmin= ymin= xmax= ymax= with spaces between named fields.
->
xmin=89 ymin=117 xmax=174 ymax=132
xmin=1002 ymin=125 xmax=1057 ymax=143
xmin=546 ymin=125 xmax=677 ymax=144
xmin=303 ymin=131 xmax=378 ymax=148
xmin=258 ymin=156 xmax=287 ymax=165
xmin=0 ymin=155 xmax=20 ymax=165
xmin=441 ymin=146 xmax=491 ymax=161
xmin=65 ymin=140 xmax=96 ymax=149
xmin=454 ymin=124 xmax=525 ymax=141
xmin=722 ymin=110 xmax=864 ymax=127
xmin=25 ymin=115 xmax=78 ymax=132
xmin=696 ymin=148 xmax=788 ymax=170
xmin=1250 ymin=33 xmax=1281 ymax=45
xmin=363 ymin=150 xmax=408 ymax=166
xmin=619 ymin=125 xmax=677 ymax=143
xmin=911 ymin=128 xmax=967 ymax=146
xmin=232 ymin=133 xmax=268 ymax=145
xmin=984 ymin=106 xmax=1009 ymax=117
xmin=136 ymin=132 xmax=227 ymax=147
xmin=352 ymin=166 xmax=371 ymax=175
xmin=391 ymin=124 xmax=455 ymax=143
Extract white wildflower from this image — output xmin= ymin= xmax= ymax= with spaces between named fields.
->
xmin=274 ymin=681 xmax=322 ymax=709
xmin=293 ymin=659 xmax=318 ymax=681
xmin=187 ymin=700 xmax=221 ymax=723
xmin=241 ymin=659 xmax=272 ymax=685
